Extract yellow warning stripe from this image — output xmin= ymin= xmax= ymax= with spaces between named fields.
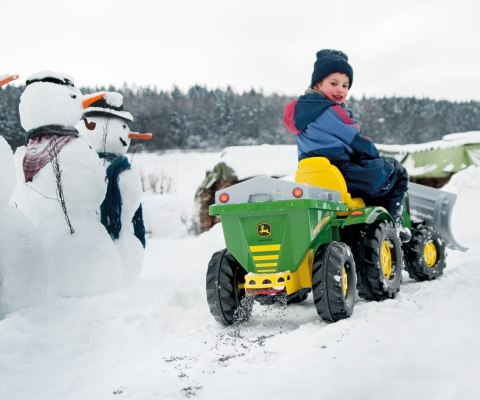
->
xmin=255 ymin=269 xmax=277 ymax=273
xmin=252 ymin=255 xmax=279 ymax=261
xmin=249 ymin=244 xmax=281 ymax=252
xmin=255 ymin=262 xmax=278 ymax=268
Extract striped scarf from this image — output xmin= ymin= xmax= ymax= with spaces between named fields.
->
xmin=23 ymin=125 xmax=79 ymax=182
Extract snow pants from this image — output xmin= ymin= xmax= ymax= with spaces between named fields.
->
xmin=332 ymin=156 xmax=409 ymax=223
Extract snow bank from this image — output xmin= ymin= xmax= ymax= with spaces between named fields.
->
xmin=442 ymin=165 xmax=480 ymax=246
xmin=217 ymin=144 xmax=298 ymax=180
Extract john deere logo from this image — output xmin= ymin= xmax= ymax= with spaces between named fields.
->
xmin=257 ymin=223 xmax=272 ymax=237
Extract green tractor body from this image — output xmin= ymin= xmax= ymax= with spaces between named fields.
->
xmin=212 ymin=198 xmax=342 ymax=280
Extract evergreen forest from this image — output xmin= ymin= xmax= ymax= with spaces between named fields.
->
xmin=2 ymin=84 xmax=480 ymax=151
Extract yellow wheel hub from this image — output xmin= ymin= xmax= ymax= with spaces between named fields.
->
xmin=381 ymin=240 xmax=392 ymax=279
xmin=424 ymin=241 xmax=437 ymax=268
xmin=342 ymin=266 xmax=348 ymax=297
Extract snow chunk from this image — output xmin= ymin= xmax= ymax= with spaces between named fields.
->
xmin=104 ymin=92 xmax=124 ymax=108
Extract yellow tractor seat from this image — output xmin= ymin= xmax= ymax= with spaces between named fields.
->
xmin=295 ymin=157 xmax=366 ymax=210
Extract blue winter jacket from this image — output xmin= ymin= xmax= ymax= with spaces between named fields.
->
xmin=285 ymin=93 xmax=379 ymax=161
xmin=283 ymin=92 xmax=395 ymax=197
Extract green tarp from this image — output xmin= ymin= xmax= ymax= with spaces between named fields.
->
xmin=378 ymin=142 xmax=480 ymax=179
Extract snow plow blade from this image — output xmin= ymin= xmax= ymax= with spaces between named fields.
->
xmin=408 ymin=182 xmax=467 ymax=252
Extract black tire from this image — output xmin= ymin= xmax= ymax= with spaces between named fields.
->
xmin=206 ymin=248 xmax=252 ymax=325
xmin=356 ymin=220 xmax=403 ymax=301
xmin=404 ymin=225 xmax=446 ymax=281
xmin=312 ymin=242 xmax=356 ymax=322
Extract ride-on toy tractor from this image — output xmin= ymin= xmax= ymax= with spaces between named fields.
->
xmin=205 ymin=157 xmax=467 ymax=324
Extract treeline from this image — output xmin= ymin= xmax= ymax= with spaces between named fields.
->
xmin=2 ymin=84 xmax=480 ymax=151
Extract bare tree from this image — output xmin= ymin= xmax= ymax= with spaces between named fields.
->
xmin=101 ymin=116 xmax=111 ymax=167
xmin=48 ymin=137 xmax=75 ymax=234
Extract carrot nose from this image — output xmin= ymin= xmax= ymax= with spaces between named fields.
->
xmin=82 ymin=91 xmax=105 ymax=109
xmin=0 ymin=74 xmax=19 ymax=87
xmin=128 ymin=132 xmax=153 ymax=140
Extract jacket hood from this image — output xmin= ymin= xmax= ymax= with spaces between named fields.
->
xmin=283 ymin=93 xmax=337 ymax=134
xmin=295 ymin=93 xmax=336 ymax=132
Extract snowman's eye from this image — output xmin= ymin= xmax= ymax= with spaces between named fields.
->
xmin=123 ymin=124 xmax=127 ymax=129
xmin=70 ymin=94 xmax=77 ymax=99
xmin=84 ymin=118 xmax=96 ymax=130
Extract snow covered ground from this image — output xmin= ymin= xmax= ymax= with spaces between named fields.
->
xmin=1 ymin=151 xmax=479 ymax=400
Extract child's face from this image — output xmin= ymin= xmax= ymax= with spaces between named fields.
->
xmin=313 ymin=72 xmax=349 ymax=104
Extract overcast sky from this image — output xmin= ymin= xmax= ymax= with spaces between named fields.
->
xmin=2 ymin=0 xmax=480 ymax=101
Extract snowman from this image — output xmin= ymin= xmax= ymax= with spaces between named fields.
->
xmin=76 ymin=92 xmax=152 ymax=285
xmin=0 ymin=74 xmax=47 ymax=316
xmin=11 ymin=71 xmax=123 ymax=297
xmin=0 ymin=74 xmax=18 ymax=194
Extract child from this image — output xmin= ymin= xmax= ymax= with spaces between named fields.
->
xmin=283 ymin=49 xmax=410 ymax=241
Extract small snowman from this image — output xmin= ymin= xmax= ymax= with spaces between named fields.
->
xmin=11 ymin=72 xmax=123 ymax=297
xmin=0 ymin=74 xmax=47 ymax=316
xmin=0 ymin=75 xmax=19 ymax=193
xmin=76 ymin=92 xmax=152 ymax=285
